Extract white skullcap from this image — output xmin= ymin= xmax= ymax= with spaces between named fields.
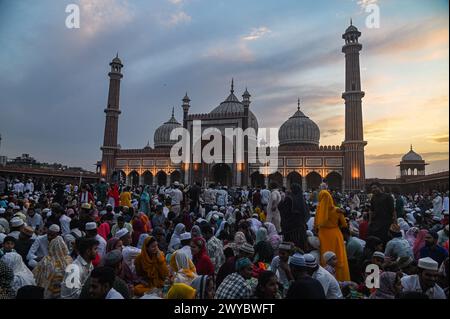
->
xmin=307 ymin=236 xmax=320 ymax=250
xmin=323 ymin=251 xmax=337 ymax=264
xmin=10 ymin=217 xmax=24 ymax=228
xmin=85 ymin=222 xmax=97 ymax=231
xmin=0 ymin=208 xmax=5 ymax=215
xmin=418 ymin=257 xmax=439 ymax=271
xmin=115 ymin=228 xmax=129 ymax=239
xmin=48 ymin=224 xmax=60 ymax=233
xmin=180 ymin=232 xmax=192 ymax=241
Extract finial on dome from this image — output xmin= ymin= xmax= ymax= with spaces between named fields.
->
xmin=231 ymin=78 xmax=234 ymax=94
xmin=171 ymin=107 xmax=175 ymax=118
xmin=297 ymin=98 xmax=300 ymax=111
xmin=410 ymin=144 xmax=413 ymax=151
xmin=350 ymin=18 xmax=352 ymax=26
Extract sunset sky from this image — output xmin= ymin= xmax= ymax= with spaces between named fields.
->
xmin=0 ymin=0 xmax=448 ymax=178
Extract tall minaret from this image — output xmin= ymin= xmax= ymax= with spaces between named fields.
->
xmin=342 ymin=22 xmax=367 ymax=191
xmin=101 ymin=54 xmax=123 ymax=181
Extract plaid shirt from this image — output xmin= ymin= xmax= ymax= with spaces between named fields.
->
xmin=207 ymin=236 xmax=225 ymax=273
xmin=215 ymin=272 xmax=253 ymax=299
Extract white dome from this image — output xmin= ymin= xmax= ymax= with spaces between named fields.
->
xmin=153 ymin=110 xmax=181 ymax=148
xmin=210 ymin=92 xmax=259 ymax=131
xmin=278 ymin=109 xmax=320 ymax=146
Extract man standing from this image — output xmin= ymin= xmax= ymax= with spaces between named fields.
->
xmin=61 ymin=237 xmax=99 ymax=299
xmin=96 ymin=179 xmax=108 ymax=206
xmin=432 ymin=191 xmax=443 ymax=218
xmin=443 ymin=191 xmax=449 ymax=213
xmin=170 ymin=182 xmax=183 ymax=217
xmin=266 ymin=183 xmax=282 ymax=233
xmin=368 ymin=182 xmax=395 ymax=245
xmin=278 ymin=183 xmax=308 ymax=250
xmin=260 ymin=185 xmax=270 ymax=212
xmin=401 ymin=257 xmax=446 ymax=299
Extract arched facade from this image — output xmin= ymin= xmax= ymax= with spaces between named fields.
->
xmin=306 ymin=171 xmax=322 ymax=191
xmin=325 ymin=171 xmax=342 ymax=191
xmin=142 ymin=171 xmax=153 ymax=185
xmin=156 ymin=171 xmax=167 ymax=186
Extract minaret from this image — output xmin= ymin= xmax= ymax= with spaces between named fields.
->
xmin=101 ymin=54 xmax=123 ymax=181
xmin=341 ymin=22 xmax=367 ymax=191
xmin=182 ymin=92 xmax=190 ymax=129
xmin=242 ymin=87 xmax=251 ymax=186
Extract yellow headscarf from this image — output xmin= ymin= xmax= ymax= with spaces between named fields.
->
xmin=167 ymin=283 xmax=196 ymax=299
xmin=134 ymin=236 xmax=169 ymax=289
xmin=315 ymin=190 xmax=336 ymax=228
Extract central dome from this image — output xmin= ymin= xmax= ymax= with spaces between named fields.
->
xmin=210 ymin=83 xmax=258 ymax=131
xmin=154 ymin=109 xmax=181 ymax=148
xmin=278 ymin=106 xmax=320 ymax=146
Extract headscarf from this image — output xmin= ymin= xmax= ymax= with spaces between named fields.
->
xmin=0 ymin=218 xmax=10 ymax=234
xmin=137 ymin=233 xmax=150 ymax=249
xmin=191 ymin=275 xmax=210 ymax=299
xmin=1 ymin=252 xmax=36 ymax=293
xmin=413 ymin=229 xmax=428 ymax=260
xmin=256 ymin=227 xmax=268 ymax=244
xmin=397 ymin=218 xmax=410 ymax=233
xmin=32 ymin=236 xmax=72 ymax=296
xmin=192 ymin=237 xmax=207 ymax=258
xmin=169 ymin=223 xmax=186 ymax=252
xmin=315 ymin=190 xmax=335 ymax=227
xmin=264 ymin=222 xmax=281 ymax=250
xmin=405 ymin=227 xmax=419 ymax=247
xmin=0 ymin=260 xmax=15 ymax=299
xmin=233 ymin=231 xmax=247 ymax=254
xmin=134 ymin=236 xmax=168 ymax=289
xmin=191 ymin=225 xmax=202 ymax=238
xmin=167 ymin=283 xmax=196 ymax=299
xmin=122 ymin=246 xmax=141 ymax=274
xmin=172 ymin=251 xmax=197 ymax=285
xmin=106 ymin=237 xmax=122 ymax=254
xmin=369 ymin=271 xmax=397 ymax=299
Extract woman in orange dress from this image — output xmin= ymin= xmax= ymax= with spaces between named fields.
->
xmin=134 ymin=236 xmax=169 ymax=296
xmin=314 ymin=189 xmax=350 ymax=282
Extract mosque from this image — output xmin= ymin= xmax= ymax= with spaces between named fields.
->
xmin=99 ymin=23 xmax=367 ymax=192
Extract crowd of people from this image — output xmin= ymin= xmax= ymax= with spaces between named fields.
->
xmin=0 ymin=176 xmax=448 ymax=299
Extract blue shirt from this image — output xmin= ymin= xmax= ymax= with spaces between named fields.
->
xmin=420 ymin=245 xmax=448 ymax=266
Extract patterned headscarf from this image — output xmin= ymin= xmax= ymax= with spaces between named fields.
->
xmin=2 ymin=252 xmax=36 ymax=293
xmin=370 ymin=271 xmax=398 ymax=299
xmin=0 ymin=260 xmax=15 ymax=299
xmin=32 ymin=236 xmax=72 ymax=293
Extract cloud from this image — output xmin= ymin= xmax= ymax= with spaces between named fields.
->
xmin=165 ymin=11 xmax=192 ymax=26
xmin=366 ymin=152 xmax=449 ymax=161
xmin=168 ymin=0 xmax=184 ymax=4
xmin=357 ymin=0 xmax=378 ymax=8
xmin=79 ymin=0 xmax=134 ymax=38
xmin=430 ymin=134 xmax=449 ymax=143
xmin=322 ymin=128 xmax=344 ymax=138
xmin=242 ymin=27 xmax=272 ymax=41
xmin=365 ymin=18 xmax=449 ymax=62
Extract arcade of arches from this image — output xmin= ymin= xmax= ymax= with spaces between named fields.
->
xmin=113 ymin=169 xmax=343 ymax=191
